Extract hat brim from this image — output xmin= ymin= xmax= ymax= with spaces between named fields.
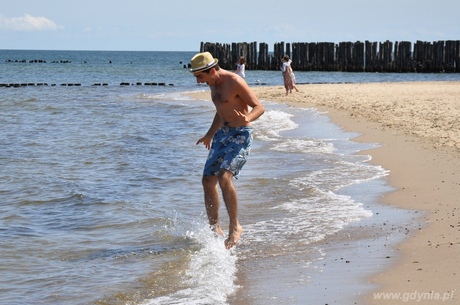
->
xmin=189 ymin=58 xmax=219 ymax=73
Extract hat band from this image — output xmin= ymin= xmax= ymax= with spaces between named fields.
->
xmin=190 ymin=60 xmax=216 ymax=72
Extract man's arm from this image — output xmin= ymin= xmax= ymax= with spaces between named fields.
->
xmin=196 ymin=112 xmax=221 ymax=150
xmin=237 ymin=80 xmax=265 ymax=123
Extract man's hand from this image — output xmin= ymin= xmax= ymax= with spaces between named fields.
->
xmin=233 ymin=109 xmax=250 ymax=124
xmin=196 ymin=135 xmax=213 ymax=150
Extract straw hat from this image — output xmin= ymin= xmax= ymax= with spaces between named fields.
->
xmin=190 ymin=52 xmax=219 ymax=73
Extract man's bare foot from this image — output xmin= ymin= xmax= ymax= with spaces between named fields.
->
xmin=210 ymin=224 xmax=224 ymax=236
xmin=225 ymin=225 xmax=243 ymax=249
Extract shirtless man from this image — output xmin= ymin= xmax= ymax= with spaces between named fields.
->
xmin=190 ymin=52 xmax=264 ymax=249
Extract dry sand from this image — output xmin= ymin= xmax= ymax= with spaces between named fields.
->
xmin=188 ymin=81 xmax=460 ymax=304
xmin=253 ymin=82 xmax=460 ymax=152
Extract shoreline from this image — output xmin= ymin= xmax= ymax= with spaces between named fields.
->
xmin=188 ymin=81 xmax=460 ymax=304
xmin=252 ymin=81 xmax=460 ymax=304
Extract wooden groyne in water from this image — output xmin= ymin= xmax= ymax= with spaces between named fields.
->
xmin=0 ymin=82 xmax=174 ymax=88
xmin=199 ymin=40 xmax=460 ymax=73
xmin=2 ymin=58 xmax=179 ymax=88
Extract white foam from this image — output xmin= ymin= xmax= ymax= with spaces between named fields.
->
xmin=253 ymin=110 xmax=298 ymax=141
xmin=142 ymin=222 xmax=238 ymax=305
xmin=290 ymin=161 xmax=389 ymax=191
xmin=271 ymin=138 xmax=335 ymax=154
xmin=243 ymin=188 xmax=373 ymax=247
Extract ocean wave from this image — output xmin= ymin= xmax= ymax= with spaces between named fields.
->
xmin=253 ymin=109 xmax=298 ymax=141
xmin=271 ymin=138 xmax=335 ymax=154
xmin=290 ymin=160 xmax=389 ymax=192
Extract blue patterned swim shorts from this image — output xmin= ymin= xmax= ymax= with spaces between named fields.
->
xmin=203 ymin=126 xmax=253 ymax=179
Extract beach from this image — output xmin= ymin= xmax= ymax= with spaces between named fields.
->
xmin=2 ymin=49 xmax=459 ymax=304
xmin=190 ymin=81 xmax=460 ymax=304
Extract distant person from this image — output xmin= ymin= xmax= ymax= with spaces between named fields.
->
xmin=190 ymin=51 xmax=264 ymax=249
xmin=234 ymin=56 xmax=246 ymax=79
xmin=281 ymin=55 xmax=300 ymax=95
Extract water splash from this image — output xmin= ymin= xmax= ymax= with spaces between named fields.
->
xmin=142 ymin=221 xmax=239 ymax=305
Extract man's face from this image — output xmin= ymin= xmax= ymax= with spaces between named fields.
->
xmin=193 ymin=69 xmax=214 ymax=85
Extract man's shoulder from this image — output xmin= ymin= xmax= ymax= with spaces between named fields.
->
xmin=220 ymin=70 xmax=243 ymax=85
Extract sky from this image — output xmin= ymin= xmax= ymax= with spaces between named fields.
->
xmin=0 ymin=0 xmax=458 ymax=51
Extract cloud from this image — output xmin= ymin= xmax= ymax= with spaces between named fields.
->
xmin=0 ymin=14 xmax=63 ymax=31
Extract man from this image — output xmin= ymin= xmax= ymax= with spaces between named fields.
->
xmin=190 ymin=52 xmax=264 ymax=249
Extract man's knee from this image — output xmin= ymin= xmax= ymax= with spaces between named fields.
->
xmin=217 ymin=170 xmax=233 ymax=187
xmin=202 ymin=175 xmax=217 ymax=187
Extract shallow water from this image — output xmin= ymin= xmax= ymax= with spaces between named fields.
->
xmin=1 ymin=50 xmax=458 ymax=304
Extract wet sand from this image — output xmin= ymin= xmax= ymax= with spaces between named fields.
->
xmin=188 ymin=81 xmax=460 ymax=304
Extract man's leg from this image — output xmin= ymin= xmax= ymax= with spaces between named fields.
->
xmin=218 ymin=169 xmax=243 ymax=249
xmin=202 ymin=175 xmax=224 ymax=235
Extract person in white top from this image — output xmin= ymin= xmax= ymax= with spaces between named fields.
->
xmin=234 ymin=56 xmax=246 ymax=79
xmin=281 ymin=55 xmax=300 ymax=95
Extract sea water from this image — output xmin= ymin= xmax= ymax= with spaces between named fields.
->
xmin=1 ymin=50 xmax=459 ymax=305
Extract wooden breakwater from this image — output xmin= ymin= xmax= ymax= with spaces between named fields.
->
xmin=0 ymin=82 xmax=174 ymax=88
xmin=199 ymin=40 xmax=460 ymax=73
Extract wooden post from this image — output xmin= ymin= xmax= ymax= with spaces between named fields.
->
xmin=394 ymin=41 xmax=412 ymax=72
xmin=292 ymin=42 xmax=299 ymax=71
xmin=451 ymin=40 xmax=460 ymax=72
xmin=300 ymin=43 xmax=308 ymax=70
xmin=414 ymin=40 xmax=427 ymax=72
xmin=365 ymin=41 xmax=378 ymax=72
xmin=274 ymin=42 xmax=285 ymax=70
xmin=309 ymin=43 xmax=317 ymax=70
xmin=433 ymin=41 xmax=445 ymax=72
xmin=445 ymin=40 xmax=457 ymax=72
xmin=337 ymin=41 xmax=353 ymax=71
xmin=258 ymin=42 xmax=269 ymax=70
xmin=379 ymin=40 xmax=393 ymax=72
xmin=250 ymin=41 xmax=257 ymax=70
xmin=354 ymin=41 xmax=365 ymax=72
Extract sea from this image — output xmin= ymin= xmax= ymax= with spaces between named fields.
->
xmin=1 ymin=50 xmax=460 ymax=305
